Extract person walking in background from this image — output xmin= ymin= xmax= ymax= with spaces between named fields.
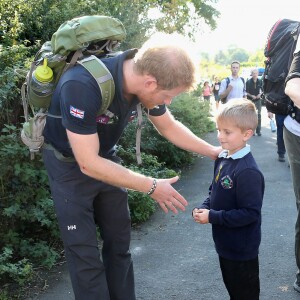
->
xmin=267 ymin=112 xmax=286 ymax=162
xmin=202 ymin=81 xmax=212 ymax=101
xmin=218 ymin=61 xmax=247 ymax=104
xmin=246 ymin=68 xmax=263 ymax=136
xmin=192 ymin=99 xmax=265 ymax=300
xmin=212 ymin=76 xmax=221 ymax=110
xmin=283 ymin=40 xmax=300 ymax=294
xmin=41 ymin=32 xmax=221 ymax=300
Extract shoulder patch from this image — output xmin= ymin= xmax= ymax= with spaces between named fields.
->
xmin=70 ymin=106 xmax=85 ymax=119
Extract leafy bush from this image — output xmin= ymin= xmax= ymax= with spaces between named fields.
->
xmin=0 ymin=67 xmax=24 ymax=129
xmin=0 ymin=125 xmax=60 ymax=289
xmin=0 ymin=247 xmax=33 ymax=286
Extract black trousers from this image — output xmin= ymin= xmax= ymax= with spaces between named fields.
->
xmin=219 ymin=256 xmax=260 ymax=300
xmin=42 ymin=148 xmax=136 ymax=300
xmin=275 ymin=114 xmax=286 ymax=156
xmin=253 ymin=99 xmax=262 ymax=134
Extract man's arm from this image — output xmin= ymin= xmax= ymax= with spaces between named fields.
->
xmin=285 ymin=77 xmax=300 ymax=108
xmin=66 ymin=130 xmax=187 ymax=214
xmin=285 ymin=49 xmax=300 ymax=108
xmin=148 ymin=109 xmax=221 ymax=160
xmin=219 ymin=82 xmax=233 ymax=100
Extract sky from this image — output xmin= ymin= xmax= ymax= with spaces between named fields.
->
xmin=196 ymin=0 xmax=300 ymax=54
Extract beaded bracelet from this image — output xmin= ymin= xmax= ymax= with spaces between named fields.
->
xmin=147 ymin=179 xmax=157 ymax=195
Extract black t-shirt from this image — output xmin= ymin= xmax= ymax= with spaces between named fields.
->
xmin=43 ymin=49 xmax=167 ymax=158
xmin=286 ymin=49 xmax=300 ymax=122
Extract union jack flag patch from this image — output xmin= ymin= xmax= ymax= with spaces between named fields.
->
xmin=70 ymin=106 xmax=85 ymax=119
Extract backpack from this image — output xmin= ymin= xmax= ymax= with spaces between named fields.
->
xmin=220 ymin=77 xmax=245 ymax=104
xmin=17 ymin=15 xmax=126 ymax=159
xmin=262 ymin=18 xmax=300 ymax=115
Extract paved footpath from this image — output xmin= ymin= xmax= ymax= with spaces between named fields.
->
xmin=32 ymin=106 xmax=299 ymax=300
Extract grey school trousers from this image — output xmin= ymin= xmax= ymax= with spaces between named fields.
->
xmin=42 ymin=148 xmax=136 ymax=300
xmin=283 ymin=127 xmax=300 ymax=282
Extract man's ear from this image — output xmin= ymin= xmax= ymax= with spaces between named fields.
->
xmin=144 ymin=75 xmax=157 ymax=90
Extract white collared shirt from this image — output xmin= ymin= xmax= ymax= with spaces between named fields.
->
xmin=218 ymin=144 xmax=251 ymax=159
xmin=219 ymin=76 xmax=246 ymax=101
xmin=284 ymin=115 xmax=300 ymax=137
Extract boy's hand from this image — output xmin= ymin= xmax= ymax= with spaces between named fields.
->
xmin=192 ymin=208 xmax=209 ymax=224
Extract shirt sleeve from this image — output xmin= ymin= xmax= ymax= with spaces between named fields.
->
xmin=60 ymin=78 xmax=101 ymax=135
xmin=218 ymin=79 xmax=226 ymax=95
xmin=147 ymin=104 xmax=167 ymax=116
xmin=200 ymin=185 xmax=212 ymax=209
xmin=286 ymin=49 xmax=300 ymax=83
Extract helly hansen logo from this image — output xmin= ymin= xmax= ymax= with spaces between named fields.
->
xmin=67 ymin=225 xmax=77 ymax=231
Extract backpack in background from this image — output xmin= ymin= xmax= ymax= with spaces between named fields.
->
xmin=262 ymin=18 xmax=300 ymax=115
xmin=16 ymin=15 xmax=126 ymax=159
xmin=220 ymin=77 xmax=245 ymax=104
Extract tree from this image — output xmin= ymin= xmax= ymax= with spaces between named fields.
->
xmin=248 ymin=49 xmax=265 ymax=67
xmin=214 ymin=50 xmax=228 ymax=65
xmin=0 ymin=0 xmax=220 ymax=49
xmin=227 ymin=47 xmax=249 ymax=63
xmin=145 ymin=0 xmax=220 ymax=38
xmin=214 ymin=46 xmax=249 ymax=65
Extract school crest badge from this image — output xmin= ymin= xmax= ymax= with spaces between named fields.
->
xmin=220 ymin=175 xmax=233 ymax=189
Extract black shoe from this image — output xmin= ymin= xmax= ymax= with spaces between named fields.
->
xmin=257 ymin=132 xmax=261 ymax=136
xmin=294 ymin=280 xmax=300 ymax=293
xmin=278 ymin=155 xmax=285 ymax=162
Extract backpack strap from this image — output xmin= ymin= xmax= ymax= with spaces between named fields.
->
xmin=135 ymin=103 xmax=143 ymax=165
xmin=78 ymin=55 xmax=115 ymax=114
xmin=77 ymin=55 xmax=144 ymax=165
xmin=225 ymin=77 xmax=230 ymax=88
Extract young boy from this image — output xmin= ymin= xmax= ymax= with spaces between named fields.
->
xmin=193 ymin=99 xmax=265 ymax=300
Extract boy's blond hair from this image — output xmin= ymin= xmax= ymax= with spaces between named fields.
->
xmin=216 ymin=99 xmax=258 ymax=131
xmin=134 ymin=33 xmax=196 ymax=91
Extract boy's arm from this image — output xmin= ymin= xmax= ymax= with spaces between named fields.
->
xmin=192 ymin=183 xmax=212 ymax=222
xmin=194 ymin=183 xmax=212 ymax=211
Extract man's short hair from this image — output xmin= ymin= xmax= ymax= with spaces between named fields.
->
xmin=231 ymin=61 xmax=241 ymax=66
xmin=251 ymin=68 xmax=259 ymax=76
xmin=134 ymin=33 xmax=196 ymax=90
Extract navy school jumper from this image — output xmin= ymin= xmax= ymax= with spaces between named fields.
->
xmin=196 ymin=146 xmax=265 ymax=261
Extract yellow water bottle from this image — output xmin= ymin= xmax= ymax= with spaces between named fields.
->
xmin=29 ymin=58 xmax=54 ymax=108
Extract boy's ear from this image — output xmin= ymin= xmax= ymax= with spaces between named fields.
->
xmin=243 ymin=129 xmax=254 ymax=141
